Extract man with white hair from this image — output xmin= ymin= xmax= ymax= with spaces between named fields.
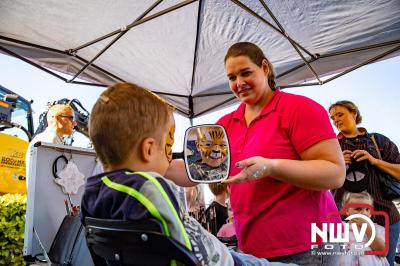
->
xmin=30 ymin=104 xmax=76 ymax=145
xmin=25 ymin=104 xmax=77 ymax=183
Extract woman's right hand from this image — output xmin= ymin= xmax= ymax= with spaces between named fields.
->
xmin=222 ymin=156 xmax=271 ymax=184
xmin=343 ymin=150 xmax=353 ymax=165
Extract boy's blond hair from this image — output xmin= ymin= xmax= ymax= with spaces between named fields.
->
xmin=89 ymin=82 xmax=172 ymax=166
xmin=342 ymin=191 xmax=374 ymax=206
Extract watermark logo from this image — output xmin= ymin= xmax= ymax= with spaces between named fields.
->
xmin=310 ymin=203 xmax=389 ymax=256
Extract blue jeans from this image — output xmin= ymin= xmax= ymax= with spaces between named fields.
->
xmin=267 ymin=244 xmax=340 ymax=266
xmin=387 ymin=221 xmax=400 ymax=266
xmin=229 ymin=250 xmax=298 ymax=266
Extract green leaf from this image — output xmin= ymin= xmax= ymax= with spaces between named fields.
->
xmin=0 ymin=194 xmax=27 ymax=265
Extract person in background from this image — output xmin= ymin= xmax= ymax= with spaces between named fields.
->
xmin=340 ymin=191 xmax=389 ymax=266
xmin=204 ymin=183 xmax=229 ymax=236
xmin=30 ymin=104 xmax=76 ymax=145
xmin=217 ymin=200 xmax=237 ymax=252
xmin=217 ymin=202 xmax=236 ymax=239
xmin=329 ymin=100 xmax=400 ymax=266
xmin=26 ymin=104 xmax=76 ymax=183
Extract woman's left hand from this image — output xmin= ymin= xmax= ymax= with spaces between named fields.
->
xmin=222 ymin=156 xmax=271 ymax=184
xmin=352 ymin=149 xmax=378 ymax=165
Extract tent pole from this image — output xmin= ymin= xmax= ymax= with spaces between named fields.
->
xmin=0 ymin=36 xmax=125 ymax=83
xmin=230 ymin=0 xmax=314 ymax=59
xmin=0 ymin=45 xmax=68 ymax=82
xmin=67 ymin=0 xmax=164 ymax=82
xmin=280 ymin=82 xmax=321 ymax=89
xmin=189 ymin=0 xmax=203 ymax=96
xmin=320 ymin=40 xmax=400 ymax=57
xmin=67 ymin=0 xmax=198 ymax=82
xmin=71 ymin=0 xmax=197 ymax=52
xmin=279 ymin=44 xmax=400 ymax=88
xmin=189 ymin=95 xmax=194 ymax=119
xmin=323 ymin=44 xmax=400 ymax=84
xmin=258 ymin=0 xmax=322 ymax=84
xmin=70 ymin=81 xmax=106 ymax=87
xmin=152 ymin=91 xmax=187 ymax=98
xmin=277 ymin=40 xmax=400 ymax=80
xmin=195 ymin=96 xmax=237 ymax=118
xmin=0 ymin=35 xmax=65 ymax=54
xmin=194 ymin=91 xmax=234 ymax=97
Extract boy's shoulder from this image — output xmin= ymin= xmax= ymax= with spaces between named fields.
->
xmin=83 ymin=169 xmax=182 ymax=215
xmin=85 ymin=170 xmax=180 ymax=204
xmin=86 ymin=169 xmax=153 ymax=189
xmin=87 ymin=169 xmax=171 ymax=185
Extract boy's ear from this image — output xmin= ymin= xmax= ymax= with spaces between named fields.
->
xmin=140 ymin=137 xmax=156 ymax=162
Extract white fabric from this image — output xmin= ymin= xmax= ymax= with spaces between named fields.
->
xmin=54 ymin=160 xmax=85 ymax=194
xmin=0 ymin=0 xmax=399 ymax=117
xmin=340 ymin=223 xmax=390 ymax=266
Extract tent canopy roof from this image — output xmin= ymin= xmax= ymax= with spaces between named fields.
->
xmin=1 ymin=0 xmax=399 ymax=117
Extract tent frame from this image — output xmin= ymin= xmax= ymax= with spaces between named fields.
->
xmin=1 ymin=0 xmax=399 ymax=118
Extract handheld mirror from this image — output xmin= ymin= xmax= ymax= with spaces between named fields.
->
xmin=183 ymin=125 xmax=230 ymax=183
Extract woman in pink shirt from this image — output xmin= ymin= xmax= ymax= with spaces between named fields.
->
xmin=217 ymin=42 xmax=346 ymax=265
xmin=167 ymin=42 xmax=346 ymax=265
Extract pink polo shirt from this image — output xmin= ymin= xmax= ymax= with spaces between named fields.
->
xmin=217 ymin=89 xmax=341 ymax=258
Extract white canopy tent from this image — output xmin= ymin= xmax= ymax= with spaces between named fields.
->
xmin=1 ymin=0 xmax=399 ymax=118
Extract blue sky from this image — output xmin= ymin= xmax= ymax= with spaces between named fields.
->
xmin=1 ymin=53 xmax=399 ymax=151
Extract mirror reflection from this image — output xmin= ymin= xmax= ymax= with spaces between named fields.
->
xmin=184 ymin=125 xmax=230 ymax=183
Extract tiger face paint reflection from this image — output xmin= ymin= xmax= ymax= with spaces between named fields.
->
xmin=165 ymin=124 xmax=175 ymax=163
xmin=196 ymin=127 xmax=228 ymax=167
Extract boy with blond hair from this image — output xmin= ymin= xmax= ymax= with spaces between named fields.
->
xmin=340 ymin=191 xmax=389 ymax=266
xmin=81 ymin=82 xmax=232 ymax=265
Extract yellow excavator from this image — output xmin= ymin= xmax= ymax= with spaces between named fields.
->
xmin=0 ymin=85 xmax=34 ymax=194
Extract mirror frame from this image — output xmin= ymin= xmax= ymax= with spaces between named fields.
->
xmin=183 ymin=124 xmax=230 ymax=183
